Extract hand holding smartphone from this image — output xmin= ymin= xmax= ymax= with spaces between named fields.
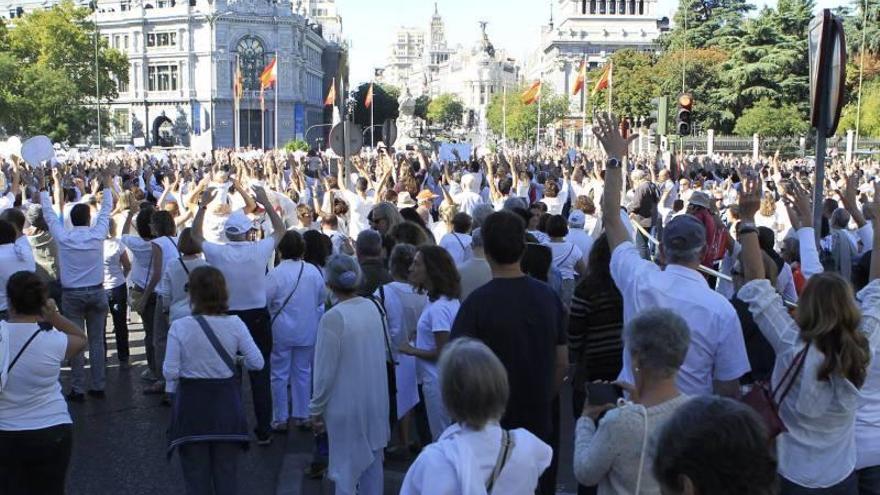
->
xmin=586 ymin=382 xmax=623 ymax=406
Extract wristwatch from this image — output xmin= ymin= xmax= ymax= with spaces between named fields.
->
xmin=606 ymin=157 xmax=622 ymax=169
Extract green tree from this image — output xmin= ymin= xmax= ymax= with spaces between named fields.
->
xmin=414 ymin=95 xmax=430 ymax=121
xmin=734 ymin=99 xmax=810 ymax=137
xmin=654 ymin=48 xmax=732 ymax=131
xmin=486 ymin=84 xmax=569 ymax=144
xmin=845 ymin=0 xmax=880 ymax=55
xmin=426 ymin=93 xmax=464 ymax=127
xmin=661 ymin=0 xmax=753 ymax=51
xmin=1 ymin=0 xmax=127 ymax=142
xmin=351 ymin=82 xmax=399 ymax=135
xmin=284 ymin=139 xmax=311 ymax=152
xmin=599 ymin=49 xmax=657 ymax=120
xmin=838 ymin=80 xmax=880 ymax=137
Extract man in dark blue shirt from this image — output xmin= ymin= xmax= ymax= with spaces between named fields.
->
xmin=451 ymin=210 xmax=567 ymax=495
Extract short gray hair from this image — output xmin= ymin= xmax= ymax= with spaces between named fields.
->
xmin=502 ymin=196 xmax=528 ymax=211
xmin=831 ymin=207 xmax=851 ymax=229
xmin=665 ymin=245 xmax=704 ymax=265
xmin=439 ymin=338 xmax=509 ymax=430
xmin=625 ymin=308 xmax=690 ymax=378
xmin=356 ymin=229 xmax=383 ymax=258
xmin=324 ymin=254 xmax=362 ymax=293
xmin=471 ymin=203 xmax=495 ymax=229
xmin=389 ymin=243 xmax=417 ymax=280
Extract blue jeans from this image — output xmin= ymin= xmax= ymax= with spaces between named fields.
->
xmin=780 ymin=472 xmax=858 ymax=495
xmin=62 ymin=286 xmax=110 ymax=393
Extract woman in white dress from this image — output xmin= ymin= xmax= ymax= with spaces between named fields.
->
xmin=376 ymin=244 xmax=429 ymax=457
xmin=400 ymin=338 xmax=553 ymax=494
xmin=309 ymin=254 xmax=390 ymax=495
xmin=400 ymin=246 xmax=461 ymax=440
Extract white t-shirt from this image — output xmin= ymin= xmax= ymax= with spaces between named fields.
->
xmin=203 ymin=237 xmax=276 ymax=311
xmin=341 ymin=189 xmax=375 ymax=237
xmin=161 ymin=257 xmax=209 ymax=322
xmin=151 ymin=235 xmax=180 ymax=297
xmin=0 ymin=324 xmax=71 ymax=430
xmin=549 ymin=241 xmax=583 ymax=280
xmin=103 ymin=238 xmax=126 ymax=290
xmin=415 ymin=297 xmax=460 ymax=382
xmin=120 ymin=235 xmax=154 ymax=288
xmin=438 ymin=233 xmax=473 ymax=266
xmin=0 ymin=241 xmax=36 ymax=312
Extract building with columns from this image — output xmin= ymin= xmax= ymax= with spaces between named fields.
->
xmin=1 ymin=0 xmax=345 ymax=149
xmin=525 ymin=0 xmax=668 ymax=143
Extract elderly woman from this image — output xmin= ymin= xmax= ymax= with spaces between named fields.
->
xmin=400 ymin=338 xmax=553 ymax=494
xmin=574 ymin=308 xmax=692 ymax=494
xmin=309 ymin=254 xmax=390 ymax=495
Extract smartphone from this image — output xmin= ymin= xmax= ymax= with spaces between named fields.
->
xmin=586 ymin=382 xmax=623 ymax=406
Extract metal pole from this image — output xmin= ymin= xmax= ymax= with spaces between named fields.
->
xmin=536 ymin=75 xmax=542 ymax=151
xmin=502 ymin=84 xmax=507 ymax=146
xmin=812 ymin=26 xmax=835 ymax=248
xmin=94 ymin=9 xmax=101 ymax=148
xmin=274 ymin=52 xmax=279 ymax=149
xmin=581 ymin=53 xmax=587 ymax=147
xmin=209 ymin=15 xmax=215 ymax=150
xmin=370 ymin=83 xmax=374 ymax=148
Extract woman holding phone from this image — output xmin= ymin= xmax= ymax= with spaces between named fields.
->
xmin=574 ymin=308 xmax=692 ymax=495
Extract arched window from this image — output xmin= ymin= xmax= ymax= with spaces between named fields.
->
xmin=590 ymin=0 xmax=596 ymax=13
xmin=599 ymin=0 xmax=606 ymax=14
xmin=638 ymin=0 xmax=644 ymax=14
xmin=582 ymin=0 xmax=587 ymax=14
xmin=236 ymin=36 xmax=266 ymax=91
xmin=619 ymin=0 xmax=626 ymax=13
xmin=630 ymin=0 xmax=636 ymax=14
xmin=609 ymin=0 xmax=615 ymax=14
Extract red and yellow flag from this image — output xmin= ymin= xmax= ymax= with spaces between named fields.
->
xmin=233 ymin=57 xmax=244 ymax=103
xmin=325 ymin=77 xmax=336 ymax=106
xmin=259 ymin=57 xmax=277 ymax=90
xmin=521 ymin=80 xmax=542 ymax=105
xmin=365 ymin=83 xmax=374 ymax=109
xmin=573 ymin=60 xmax=587 ymax=96
xmin=591 ymin=62 xmax=612 ymax=96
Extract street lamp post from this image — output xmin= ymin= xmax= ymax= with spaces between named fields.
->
xmin=207 ymin=10 xmax=233 ymax=150
xmin=305 ymin=123 xmax=333 ymax=146
xmin=94 ymin=7 xmax=101 ymax=148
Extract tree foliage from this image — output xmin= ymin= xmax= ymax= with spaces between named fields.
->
xmin=414 ymin=95 xmax=430 ymax=121
xmin=486 ymin=84 xmax=569 ymax=144
xmin=0 ymin=1 xmax=128 ymax=143
xmin=350 ymin=82 xmax=399 ymax=129
xmin=426 ymin=93 xmax=464 ymax=127
xmin=734 ymin=99 xmax=810 ymax=137
xmin=838 ymin=80 xmax=880 ymax=137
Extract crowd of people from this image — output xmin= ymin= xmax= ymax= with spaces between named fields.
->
xmin=1 ymin=112 xmax=880 ymax=495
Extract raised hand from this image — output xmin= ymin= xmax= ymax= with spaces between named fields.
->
xmin=737 ymin=175 xmax=762 ymax=222
xmin=592 ymin=112 xmax=638 ymax=160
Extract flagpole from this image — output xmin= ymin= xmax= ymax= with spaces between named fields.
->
xmin=274 ymin=53 xmax=279 ymax=150
xmin=502 ymin=84 xmax=507 ymax=147
xmin=581 ymin=53 xmax=587 ymax=147
xmin=536 ymin=73 xmax=543 ymax=151
xmin=370 ymin=83 xmax=375 ymax=149
xmin=607 ymin=59 xmax=613 ymax=114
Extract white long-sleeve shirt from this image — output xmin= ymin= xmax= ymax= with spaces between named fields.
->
xmin=265 ymin=259 xmax=326 ymax=348
xmin=163 ymin=314 xmax=264 ymax=393
xmin=40 ymin=189 xmax=112 ymax=289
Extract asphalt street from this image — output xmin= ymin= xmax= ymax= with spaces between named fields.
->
xmin=63 ymin=319 xmax=579 ymax=495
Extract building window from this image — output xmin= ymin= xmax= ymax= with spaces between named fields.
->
xmin=609 ymin=0 xmax=615 ymax=14
xmin=590 ymin=0 xmax=596 ymax=13
xmin=630 ymin=0 xmax=636 ymax=14
xmin=113 ymin=109 xmax=130 ymax=135
xmin=117 ymin=73 xmax=129 ymax=93
xmin=599 ymin=0 xmax=606 ymax=14
xmin=619 ymin=0 xmax=626 ymax=13
xmin=639 ymin=0 xmax=644 ymax=14
xmin=148 ymin=64 xmax=179 ymax=91
xmin=235 ymin=36 xmax=266 ymax=91
xmin=124 ymin=35 xmax=129 ymax=50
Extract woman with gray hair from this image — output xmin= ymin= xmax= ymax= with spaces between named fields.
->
xmin=400 ymin=338 xmax=552 ymax=494
xmin=574 ymin=308 xmax=692 ymax=495
xmin=309 ymin=254 xmax=390 ymax=495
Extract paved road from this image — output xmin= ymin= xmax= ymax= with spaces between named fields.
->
xmin=64 ymin=320 xmax=579 ymax=494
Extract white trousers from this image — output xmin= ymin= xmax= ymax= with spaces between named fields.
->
xmin=422 ymin=377 xmax=450 ymax=441
xmin=270 ymin=344 xmax=314 ymax=422
xmin=335 ymin=449 xmax=383 ymax=495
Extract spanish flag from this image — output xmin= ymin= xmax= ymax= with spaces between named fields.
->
xmin=365 ymin=83 xmax=374 ymax=109
xmin=233 ymin=57 xmax=244 ymax=103
xmin=573 ymin=60 xmax=587 ymax=96
xmin=325 ymin=78 xmax=336 ymax=106
xmin=259 ymin=57 xmax=277 ymax=90
xmin=591 ymin=61 xmax=612 ymax=96
xmin=521 ymin=81 xmax=542 ymax=105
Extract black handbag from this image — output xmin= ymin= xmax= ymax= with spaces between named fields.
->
xmin=367 ymin=289 xmax=398 ymax=427
xmin=742 ymin=344 xmax=809 ymax=439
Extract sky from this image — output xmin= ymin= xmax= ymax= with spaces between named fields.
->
xmin=337 ymin=0 xmax=846 ymax=86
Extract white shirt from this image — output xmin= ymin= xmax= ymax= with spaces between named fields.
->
xmin=739 ymin=279 xmax=880 ymax=487
xmin=161 ymin=257 xmax=208 ymax=322
xmin=40 ymin=190 xmax=113 ymax=289
xmin=265 ymin=259 xmax=326 ymax=348
xmin=340 ymin=189 xmax=375 ymax=237
xmin=377 ymin=281 xmax=427 ymax=351
xmin=439 ymin=233 xmax=473 ymax=265
xmin=0 ymin=324 xmax=71 ymax=430
xmin=611 ymin=242 xmax=750 ymax=394
xmin=566 ymin=228 xmax=594 ymax=265
xmin=0 ymin=192 xmax=14 ymax=213
xmin=120 ymin=235 xmax=153 ymax=288
xmin=401 ymin=423 xmax=552 ymax=495
xmin=415 ymin=297 xmax=460 ymax=382
xmin=0 ymin=241 xmax=36 ymax=312
xmin=163 ymin=314 xmax=264 ymax=394
xmin=151 ymin=235 xmax=180 ymax=297
xmin=202 ymin=237 xmax=276 ymax=311
xmin=549 ymin=241 xmax=584 ymax=280
xmin=102 ymin=238 xmax=126 ymax=290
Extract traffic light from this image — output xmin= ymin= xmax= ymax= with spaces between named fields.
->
xmin=676 ymin=93 xmax=693 ymax=136
xmin=650 ymin=96 xmax=668 ymax=136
